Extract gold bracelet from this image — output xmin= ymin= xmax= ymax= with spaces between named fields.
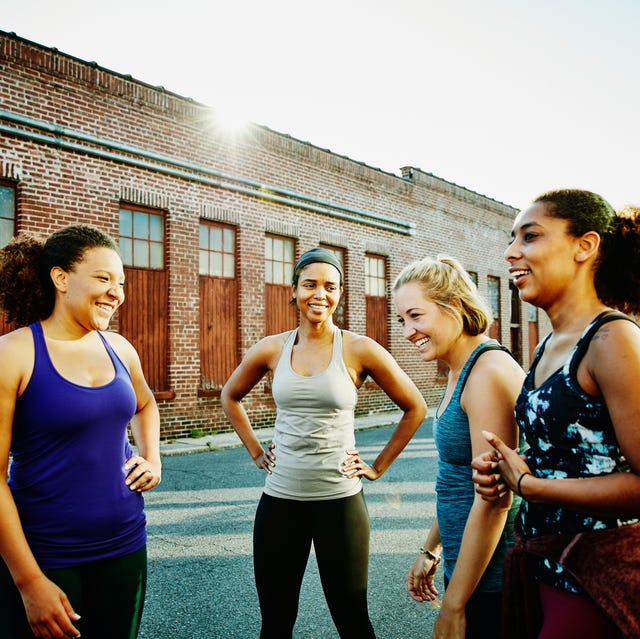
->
xmin=420 ymin=547 xmax=441 ymax=565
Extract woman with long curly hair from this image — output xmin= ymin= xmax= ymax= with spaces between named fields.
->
xmin=0 ymin=224 xmax=161 ymax=639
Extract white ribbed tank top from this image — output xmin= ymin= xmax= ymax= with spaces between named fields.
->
xmin=264 ymin=328 xmax=362 ymax=500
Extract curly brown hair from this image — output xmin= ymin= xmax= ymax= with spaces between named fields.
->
xmin=0 ymin=224 xmax=118 ymax=328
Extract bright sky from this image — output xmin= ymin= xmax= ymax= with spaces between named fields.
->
xmin=3 ymin=0 xmax=639 ymax=211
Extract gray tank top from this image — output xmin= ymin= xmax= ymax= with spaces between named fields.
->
xmin=265 ymin=328 xmax=361 ymax=500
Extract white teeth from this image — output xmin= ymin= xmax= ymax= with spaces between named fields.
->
xmin=415 ymin=337 xmax=430 ymax=347
xmin=512 ymin=270 xmax=529 ymax=278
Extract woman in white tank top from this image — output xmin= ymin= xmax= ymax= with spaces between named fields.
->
xmin=222 ymin=247 xmax=427 ymax=638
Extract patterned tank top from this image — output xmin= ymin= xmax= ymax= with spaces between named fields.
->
xmin=516 ymin=310 xmax=640 ymax=591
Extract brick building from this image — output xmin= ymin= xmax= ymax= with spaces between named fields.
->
xmin=0 ymin=30 xmax=546 ymax=440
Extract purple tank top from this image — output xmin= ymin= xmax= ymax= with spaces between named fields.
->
xmin=8 ymin=322 xmax=146 ymax=569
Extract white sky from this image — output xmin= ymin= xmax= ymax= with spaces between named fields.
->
xmin=3 ymin=0 xmax=639 ymax=211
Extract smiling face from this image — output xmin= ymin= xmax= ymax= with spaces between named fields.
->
xmin=505 ymin=202 xmax=583 ymax=310
xmin=394 ymin=281 xmax=463 ymax=362
xmin=53 ymin=246 xmax=125 ymax=332
xmin=292 ymin=261 xmax=342 ymax=323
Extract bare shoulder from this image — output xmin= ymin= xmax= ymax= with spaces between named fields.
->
xmin=465 ymin=346 xmax=525 ymax=398
xmin=340 ymin=329 xmax=383 ymax=355
xmin=101 ymin=330 xmax=132 ymax=348
xmin=340 ymin=329 xmax=397 ymax=379
xmin=587 ymin=316 xmax=640 ymax=368
xmin=101 ymin=330 xmax=139 ymax=362
xmin=0 ymin=326 xmax=34 ymax=359
xmin=471 ymin=347 xmax=524 ymax=379
xmin=0 ymin=327 xmax=35 ymax=381
xmin=242 ymin=331 xmax=291 ymax=370
xmin=591 ymin=316 xmax=640 ymax=348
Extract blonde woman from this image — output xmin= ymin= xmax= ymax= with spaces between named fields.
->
xmin=394 ymin=255 xmax=524 ymax=639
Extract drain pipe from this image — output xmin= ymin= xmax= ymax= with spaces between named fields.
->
xmin=0 ymin=110 xmax=416 ymax=236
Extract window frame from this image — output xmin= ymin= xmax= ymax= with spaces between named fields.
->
xmin=119 ymin=206 xmax=165 ymax=269
xmin=319 ymin=243 xmax=347 ymax=329
xmin=117 ymin=204 xmax=171 ymax=397
xmin=0 ymin=180 xmax=16 ymax=250
xmin=364 ymin=253 xmax=389 ymax=350
xmin=198 ymin=220 xmax=239 ymax=395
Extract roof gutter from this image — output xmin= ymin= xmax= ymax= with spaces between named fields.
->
xmin=0 ymin=109 xmax=415 ymax=236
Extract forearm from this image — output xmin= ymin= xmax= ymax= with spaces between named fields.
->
xmin=0 ymin=485 xmax=44 ymax=590
xmin=421 ymin=518 xmax=442 ymax=556
xmin=130 ymin=404 xmax=161 ymax=465
xmin=222 ymin=398 xmax=264 ymax=461
xmin=521 ymin=471 xmax=640 ymax=518
xmin=370 ymin=408 xmax=424 ymax=475
xmin=443 ymin=497 xmax=510 ymax=611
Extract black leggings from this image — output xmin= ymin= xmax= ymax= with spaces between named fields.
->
xmin=0 ymin=545 xmax=147 ymax=639
xmin=254 ymin=491 xmax=376 ymax=639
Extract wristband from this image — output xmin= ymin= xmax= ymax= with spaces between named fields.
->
xmin=420 ymin=547 xmax=441 ymax=565
xmin=516 ymin=471 xmax=533 ymax=498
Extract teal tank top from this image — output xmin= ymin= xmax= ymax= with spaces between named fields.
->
xmin=433 ymin=340 xmax=519 ymax=591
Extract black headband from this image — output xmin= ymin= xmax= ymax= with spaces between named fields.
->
xmin=293 ymin=247 xmax=343 ymax=284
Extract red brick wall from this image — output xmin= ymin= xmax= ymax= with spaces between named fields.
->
xmin=0 ymin=31 xmax=550 ymax=439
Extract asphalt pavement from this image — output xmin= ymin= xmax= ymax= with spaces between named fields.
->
xmin=138 ymin=413 xmax=441 ymax=639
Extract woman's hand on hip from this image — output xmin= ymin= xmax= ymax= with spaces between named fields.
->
xmin=342 ymin=449 xmax=380 ymax=480
xmin=253 ymin=443 xmax=276 ymax=474
xmin=124 ymin=455 xmax=162 ymax=492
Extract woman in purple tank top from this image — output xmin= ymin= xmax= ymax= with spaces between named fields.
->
xmin=0 ymin=224 xmax=161 ymax=639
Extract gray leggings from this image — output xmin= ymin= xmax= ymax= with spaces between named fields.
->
xmin=254 ymin=491 xmax=376 ymax=639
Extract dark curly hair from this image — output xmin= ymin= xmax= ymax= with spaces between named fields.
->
xmin=0 ymin=224 xmax=119 ymax=328
xmin=534 ymin=190 xmax=640 ymax=314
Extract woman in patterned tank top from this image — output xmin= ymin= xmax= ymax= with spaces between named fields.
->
xmin=473 ymin=191 xmax=640 ymax=639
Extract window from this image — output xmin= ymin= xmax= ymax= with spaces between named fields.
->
xmin=0 ymin=182 xmax=16 ymax=336
xmin=200 ymin=223 xmax=235 ymax=278
xmin=119 ymin=208 xmax=164 ymax=268
xmin=265 ymin=235 xmax=297 ymax=336
xmin=365 ymin=254 xmax=388 ymax=349
xmin=117 ymin=205 xmax=170 ymax=395
xmin=487 ymin=276 xmax=501 ymax=340
xmin=0 ymin=183 xmax=15 ymax=249
xmin=467 ymin=271 xmax=478 ymax=286
xmin=509 ymin=281 xmax=522 ymax=363
xmin=365 ymin=254 xmax=386 ymax=296
xmin=320 ymin=244 xmax=347 ymax=329
xmin=265 ymin=235 xmax=295 ymax=284
xmin=199 ymin=222 xmax=238 ymax=392
xmin=527 ymin=303 xmax=539 ymax=365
